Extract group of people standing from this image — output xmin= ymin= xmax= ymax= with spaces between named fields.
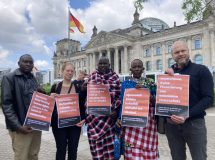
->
xmin=1 ymin=40 xmax=214 ymax=160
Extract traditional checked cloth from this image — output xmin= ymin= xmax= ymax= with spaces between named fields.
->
xmin=124 ymin=104 xmax=158 ymax=160
xmin=124 ymin=146 xmax=158 ymax=160
xmin=121 ymin=77 xmax=158 ymax=160
xmin=88 ymin=126 xmax=115 ymax=160
xmin=86 ymin=69 xmax=121 ymax=111
xmin=85 ymin=69 xmax=121 ymax=159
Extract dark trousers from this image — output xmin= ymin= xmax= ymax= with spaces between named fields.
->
xmin=165 ymin=118 xmax=207 ymax=160
xmin=52 ymin=125 xmax=81 ymax=160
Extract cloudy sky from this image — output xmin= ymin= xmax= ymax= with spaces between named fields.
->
xmin=0 ymin=0 xmax=186 ymax=70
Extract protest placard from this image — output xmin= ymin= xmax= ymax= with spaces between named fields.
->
xmin=121 ymin=88 xmax=150 ymax=128
xmin=55 ymin=93 xmax=81 ymax=128
xmin=155 ymin=74 xmax=189 ymax=117
xmin=87 ymin=84 xmax=111 ymax=116
xmin=24 ymin=92 xmax=55 ymax=131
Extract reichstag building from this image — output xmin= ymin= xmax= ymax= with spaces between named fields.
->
xmin=53 ymin=9 xmax=215 ymax=80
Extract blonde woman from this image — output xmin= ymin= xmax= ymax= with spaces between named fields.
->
xmin=50 ymin=63 xmax=86 ymax=160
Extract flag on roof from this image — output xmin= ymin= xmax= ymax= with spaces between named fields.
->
xmin=69 ymin=12 xmax=85 ymax=33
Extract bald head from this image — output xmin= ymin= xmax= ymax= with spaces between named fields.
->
xmin=131 ymin=59 xmax=143 ymax=68
xmin=97 ymin=56 xmax=110 ymax=74
xmin=130 ymin=59 xmax=144 ymax=79
xmin=172 ymin=41 xmax=190 ymax=68
xmin=98 ymin=56 xmax=110 ymax=64
xmin=172 ymin=41 xmax=189 ymax=54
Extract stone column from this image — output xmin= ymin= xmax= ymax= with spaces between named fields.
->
xmin=107 ymin=48 xmax=111 ymax=61
xmin=92 ymin=53 xmax=96 ymax=71
xmin=87 ymin=54 xmax=91 ymax=73
xmin=124 ymin=46 xmax=128 ymax=74
xmin=75 ymin=60 xmax=78 ymax=77
xmin=107 ymin=49 xmax=111 ymax=65
xmin=203 ymin=29 xmax=210 ymax=66
xmin=59 ymin=62 xmax=62 ymax=78
xmin=81 ymin=58 xmax=83 ymax=71
xmin=210 ymin=30 xmax=215 ymax=67
xmin=120 ymin=49 xmax=124 ymax=73
xmin=114 ymin=47 xmax=119 ymax=73
xmin=90 ymin=53 xmax=94 ymax=72
xmin=53 ymin=62 xmax=57 ymax=79
xmin=162 ymin=42 xmax=166 ymax=69
xmin=150 ymin=47 xmax=154 ymax=71
xmin=187 ymin=36 xmax=192 ymax=52
xmin=99 ymin=51 xmax=102 ymax=58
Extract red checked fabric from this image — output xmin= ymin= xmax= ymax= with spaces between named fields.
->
xmin=85 ymin=69 xmax=121 ymax=159
xmin=124 ymin=100 xmax=158 ymax=160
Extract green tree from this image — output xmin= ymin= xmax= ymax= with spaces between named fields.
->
xmin=182 ymin=0 xmax=213 ymax=22
xmin=42 ymin=83 xmax=51 ymax=95
xmin=134 ymin=0 xmax=214 ymax=23
xmin=182 ymin=0 xmax=203 ymax=22
xmin=134 ymin=0 xmax=148 ymax=11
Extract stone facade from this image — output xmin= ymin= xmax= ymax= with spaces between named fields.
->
xmin=53 ymin=10 xmax=215 ymax=80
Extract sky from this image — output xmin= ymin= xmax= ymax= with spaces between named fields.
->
xmin=0 ymin=0 xmax=186 ymax=71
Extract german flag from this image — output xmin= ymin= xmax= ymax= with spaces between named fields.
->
xmin=69 ymin=12 xmax=85 ymax=33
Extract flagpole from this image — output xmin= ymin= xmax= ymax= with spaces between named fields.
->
xmin=68 ymin=0 xmax=70 ymax=61
xmin=68 ymin=0 xmax=70 ymax=40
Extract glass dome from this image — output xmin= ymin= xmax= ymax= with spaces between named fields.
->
xmin=140 ymin=17 xmax=169 ymax=32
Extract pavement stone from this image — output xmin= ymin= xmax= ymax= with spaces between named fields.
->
xmin=0 ymin=107 xmax=215 ymax=160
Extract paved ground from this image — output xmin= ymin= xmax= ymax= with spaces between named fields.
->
xmin=0 ymin=107 xmax=215 ymax=160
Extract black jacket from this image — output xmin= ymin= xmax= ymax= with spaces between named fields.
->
xmin=50 ymin=81 xmax=86 ymax=126
xmin=172 ymin=61 xmax=214 ymax=119
xmin=1 ymin=69 xmax=38 ymax=131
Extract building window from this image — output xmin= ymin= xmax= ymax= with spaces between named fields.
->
xmin=78 ymin=61 xmax=81 ymax=67
xmin=83 ymin=60 xmax=86 ymax=67
xmin=168 ymin=58 xmax=175 ymax=67
xmin=145 ymin=49 xmax=151 ymax=57
xmin=194 ymin=54 xmax=203 ymax=64
xmin=167 ymin=45 xmax=172 ymax=53
xmin=146 ymin=61 xmax=151 ymax=71
xmin=156 ymin=60 xmax=162 ymax=71
xmin=194 ymin=39 xmax=201 ymax=49
xmin=156 ymin=47 xmax=161 ymax=55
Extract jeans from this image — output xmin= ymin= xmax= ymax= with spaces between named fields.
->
xmin=52 ymin=125 xmax=81 ymax=160
xmin=165 ymin=118 xmax=207 ymax=160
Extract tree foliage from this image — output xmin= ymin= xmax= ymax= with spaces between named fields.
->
xmin=181 ymin=0 xmax=213 ymax=22
xmin=202 ymin=2 xmax=214 ymax=19
xmin=134 ymin=0 xmax=213 ymax=22
xmin=182 ymin=0 xmax=204 ymax=22
xmin=42 ymin=83 xmax=51 ymax=95
xmin=134 ymin=0 xmax=148 ymax=11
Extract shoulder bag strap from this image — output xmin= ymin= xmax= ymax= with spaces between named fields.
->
xmin=67 ymin=82 xmax=73 ymax=93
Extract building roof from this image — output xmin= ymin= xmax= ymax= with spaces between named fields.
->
xmin=56 ymin=38 xmax=80 ymax=44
